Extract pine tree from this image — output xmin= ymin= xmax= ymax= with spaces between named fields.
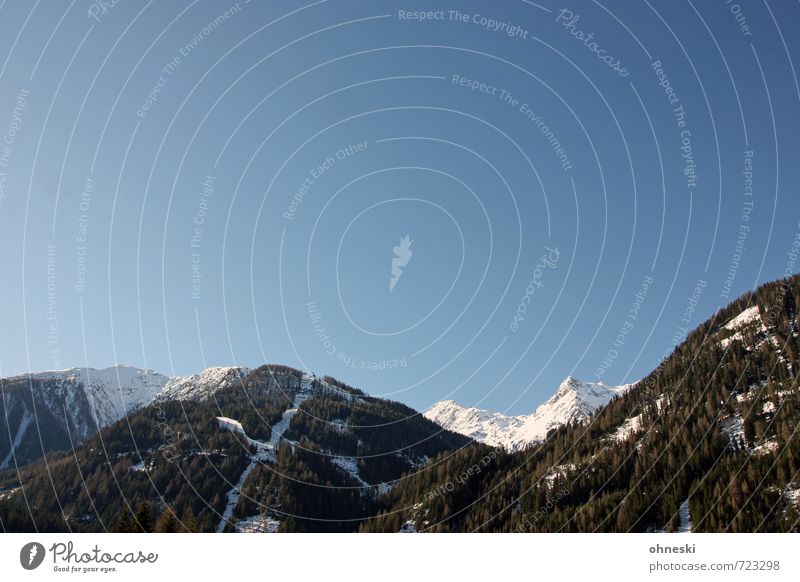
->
xmin=181 ymin=507 xmax=198 ymax=533
xmin=112 ymin=506 xmax=138 ymax=533
xmin=155 ymin=507 xmax=180 ymax=533
xmin=134 ymin=502 xmax=154 ymax=533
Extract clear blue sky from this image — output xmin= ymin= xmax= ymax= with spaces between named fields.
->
xmin=0 ymin=0 xmax=798 ymax=414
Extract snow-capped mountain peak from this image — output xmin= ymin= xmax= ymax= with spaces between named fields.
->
xmin=0 ymin=364 xmax=251 ymax=469
xmin=424 ymin=377 xmax=633 ymax=451
xmin=540 ymin=376 xmax=632 ymax=425
xmin=158 ymin=366 xmax=250 ymax=401
xmin=424 ymin=400 xmax=528 ymax=450
xmin=13 ymin=365 xmax=172 ymax=429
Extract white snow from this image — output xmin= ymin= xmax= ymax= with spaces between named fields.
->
xmin=0 ymin=487 xmax=20 ymax=502
xmin=752 ymin=439 xmax=779 ymax=456
xmin=613 ymin=414 xmax=643 ymax=442
xmin=328 ymin=418 xmax=350 ymax=432
xmin=159 ymin=366 xmax=249 ymax=401
xmin=375 ymin=482 xmax=394 ymax=496
xmin=235 ymin=514 xmax=280 ymax=533
xmin=129 ymin=461 xmax=148 ymax=473
xmin=677 ymin=499 xmax=692 ymax=533
xmin=543 ymin=462 xmax=577 ymax=485
xmin=4 ymin=365 xmax=250 ymax=434
xmin=331 ymin=456 xmax=366 ymax=485
xmin=216 ymin=458 xmax=261 ymax=532
xmin=724 ymin=305 xmax=762 ymax=331
xmin=50 ymin=365 xmax=171 ymax=429
xmin=424 ymin=377 xmax=633 ymax=451
xmin=217 ymin=416 xmax=245 ymax=435
xmin=720 ymin=306 xmax=767 ymax=348
xmin=0 ymin=405 xmax=32 ymax=470
xmin=785 ymin=485 xmax=800 ymax=507
xmin=215 ymin=375 xmax=312 ymax=532
xmin=721 ymin=415 xmax=745 ymax=448
xmin=329 ymin=455 xmax=392 ymax=496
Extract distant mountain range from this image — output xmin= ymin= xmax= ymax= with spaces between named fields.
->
xmin=1 ymin=274 xmax=799 ymax=532
xmin=0 ymin=365 xmax=468 ymax=532
xmin=0 ymin=365 xmax=629 ymax=470
xmin=424 ymin=377 xmax=633 ymax=451
xmin=0 ymin=365 xmax=249 ymax=469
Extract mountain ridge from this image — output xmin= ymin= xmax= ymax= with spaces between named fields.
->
xmin=362 ymin=275 xmax=800 ymax=532
xmin=0 ymin=364 xmax=249 ymax=469
xmin=424 ymin=376 xmax=633 ymax=450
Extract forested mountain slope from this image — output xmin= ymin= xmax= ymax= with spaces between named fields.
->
xmin=365 ymin=275 xmax=800 ymax=532
xmin=0 ymin=365 xmax=468 ymax=532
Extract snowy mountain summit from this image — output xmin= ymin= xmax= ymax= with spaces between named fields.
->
xmin=157 ymin=366 xmax=250 ymax=401
xmin=424 ymin=376 xmax=633 ymax=451
xmin=0 ymin=364 xmax=249 ymax=469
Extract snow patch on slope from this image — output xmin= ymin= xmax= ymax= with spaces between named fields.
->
xmin=0 ymin=404 xmax=32 ymax=470
xmin=613 ymin=414 xmax=643 ymax=442
xmin=235 ymin=514 xmax=279 ymax=533
xmin=721 ymin=415 xmax=745 ymax=448
xmin=677 ymin=499 xmax=692 ymax=533
xmin=720 ymin=306 xmax=766 ymax=348
xmin=216 ymin=374 xmax=313 ymax=532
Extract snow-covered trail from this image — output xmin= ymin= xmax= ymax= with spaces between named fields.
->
xmin=216 ymin=376 xmax=312 ymax=532
xmin=0 ymin=404 xmax=32 ymax=470
xmin=677 ymin=499 xmax=692 ymax=533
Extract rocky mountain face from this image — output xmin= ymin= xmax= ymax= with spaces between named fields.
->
xmin=424 ymin=377 xmax=632 ymax=451
xmin=0 ymin=365 xmax=248 ymax=469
